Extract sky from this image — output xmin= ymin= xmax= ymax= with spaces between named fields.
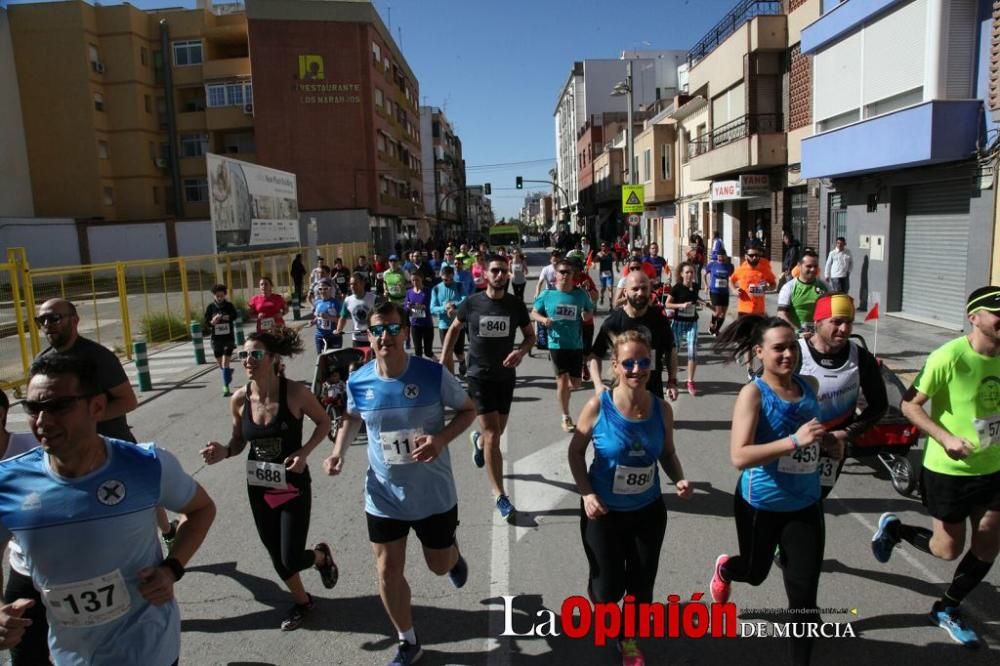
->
xmin=5 ymin=0 xmax=740 ymax=218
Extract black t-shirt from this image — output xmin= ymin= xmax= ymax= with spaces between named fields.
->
xmin=591 ymin=307 xmax=675 ymax=373
xmin=458 ymin=292 xmax=531 ymax=380
xmin=669 ymin=283 xmax=700 ymax=322
xmin=204 ymin=301 xmax=239 ymax=340
xmin=332 ymin=267 xmax=351 ymax=292
xmin=598 ymin=252 xmax=614 ymax=272
xmin=39 ymin=337 xmax=134 ymax=442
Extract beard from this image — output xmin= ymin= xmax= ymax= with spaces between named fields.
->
xmin=627 ymin=295 xmax=649 ymax=310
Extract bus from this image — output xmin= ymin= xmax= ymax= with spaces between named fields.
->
xmin=488 ymin=223 xmax=522 ymax=249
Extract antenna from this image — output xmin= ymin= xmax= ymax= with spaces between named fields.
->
xmin=398 ymin=26 xmax=403 ymax=49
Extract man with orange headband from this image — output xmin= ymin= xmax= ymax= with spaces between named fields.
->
xmin=871 ymin=286 xmax=1000 ymax=648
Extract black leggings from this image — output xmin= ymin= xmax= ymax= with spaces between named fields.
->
xmin=248 ymin=482 xmax=315 ymax=581
xmin=580 ymin=498 xmax=667 ymax=603
xmin=411 ymin=325 xmax=435 ymax=358
xmin=512 ymin=282 xmax=526 ymax=302
xmin=723 ymin=486 xmax=824 ymax=666
xmin=3 ymin=567 xmax=49 ymax=666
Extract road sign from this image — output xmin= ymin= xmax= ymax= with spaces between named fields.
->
xmin=627 ymin=214 xmax=641 ymax=227
xmin=622 ymin=184 xmax=644 ymax=213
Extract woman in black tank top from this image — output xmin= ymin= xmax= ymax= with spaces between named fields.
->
xmin=201 ymin=330 xmax=338 ymax=631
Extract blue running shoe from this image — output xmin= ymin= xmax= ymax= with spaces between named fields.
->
xmin=470 ymin=431 xmax=485 ymax=468
xmin=496 ymin=494 xmax=516 ymax=524
xmin=930 ymin=603 xmax=980 ymax=648
xmin=871 ymin=512 xmax=900 ymax=563
xmin=389 ymin=637 xmax=423 ymax=665
xmin=448 ymin=554 xmax=468 ymax=589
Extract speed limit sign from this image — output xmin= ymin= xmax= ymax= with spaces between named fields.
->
xmin=627 ymin=214 xmax=641 ymax=227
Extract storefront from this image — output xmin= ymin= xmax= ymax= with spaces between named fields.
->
xmin=711 ymin=174 xmax=771 ymax=257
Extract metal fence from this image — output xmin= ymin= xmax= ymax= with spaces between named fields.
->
xmin=1 ymin=242 xmax=368 ymax=393
xmin=686 ymin=0 xmax=783 ymax=68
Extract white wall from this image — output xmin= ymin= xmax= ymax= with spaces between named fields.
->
xmin=0 ymin=218 xmax=79 ymax=268
xmin=0 ymin=9 xmax=34 ymax=217
xmin=175 ymin=220 xmax=214 ymax=257
xmin=88 ymin=224 xmax=169 ymax=264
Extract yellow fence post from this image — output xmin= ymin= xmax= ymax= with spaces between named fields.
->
xmin=116 ymin=262 xmax=133 ymax=360
xmin=5 ymin=262 xmax=31 ymax=383
xmin=8 ymin=248 xmax=39 ymax=356
xmin=178 ymin=257 xmax=192 ymax=327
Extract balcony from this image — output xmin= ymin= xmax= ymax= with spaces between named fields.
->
xmin=688 ymin=113 xmax=786 ymax=181
xmin=203 ymin=57 xmax=250 ymax=81
xmin=801 ymin=100 xmax=982 ymax=179
xmin=206 ymin=105 xmax=254 ymax=131
xmin=175 ymin=111 xmax=207 ymax=133
xmin=687 ymin=0 xmax=783 ymax=68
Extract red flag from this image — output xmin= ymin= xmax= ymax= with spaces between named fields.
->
xmin=865 ymin=303 xmax=880 ymax=322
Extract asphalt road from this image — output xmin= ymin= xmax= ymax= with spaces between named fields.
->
xmin=13 ymin=247 xmax=997 ymax=666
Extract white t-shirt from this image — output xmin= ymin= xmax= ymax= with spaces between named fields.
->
xmin=3 ymin=432 xmax=42 ymax=575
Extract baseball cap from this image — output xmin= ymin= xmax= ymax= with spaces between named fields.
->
xmin=388 ymin=254 xmax=399 ymax=261
xmin=967 ymin=286 xmax=1000 ymax=315
xmin=318 ymin=278 xmax=334 ymax=288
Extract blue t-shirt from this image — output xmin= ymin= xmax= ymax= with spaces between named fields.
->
xmin=532 ymin=288 xmax=593 ymax=350
xmin=0 ymin=439 xmax=196 ymax=666
xmin=705 ymin=261 xmax=735 ymax=294
xmin=589 ymin=391 xmax=664 ymax=511
xmin=739 ymin=376 xmax=822 ymax=512
xmin=455 ymin=270 xmax=475 ymax=297
xmin=313 ymin=297 xmax=341 ymax=334
xmin=644 ymin=255 xmax=668 ymax=280
xmin=347 ymin=356 xmax=469 ymax=520
xmin=430 ymin=281 xmax=466 ymax=330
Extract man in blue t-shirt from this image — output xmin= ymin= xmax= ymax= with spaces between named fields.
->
xmin=643 ymin=242 xmax=670 ymax=287
xmin=703 ymin=249 xmax=735 ymax=335
xmin=324 ymin=302 xmax=476 ymax=666
xmin=310 ymin=278 xmax=342 ymax=353
xmin=531 ymin=259 xmax=595 ymax=432
xmin=0 ymin=354 xmax=215 ymax=666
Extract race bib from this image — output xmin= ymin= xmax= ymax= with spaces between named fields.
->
xmin=973 ymin=413 xmax=1000 ymax=448
xmin=714 ymin=278 xmax=728 ymax=289
xmin=213 ymin=322 xmax=231 ymax=335
xmin=44 ymin=570 xmax=130 ymax=628
xmin=601 ymin=270 xmax=612 ymax=278
xmin=260 ymin=317 xmax=275 ymax=331
xmin=411 ymin=305 xmax=426 ymax=319
xmin=336 ymin=275 xmax=346 ymax=284
xmin=553 ymin=304 xmax=578 ymax=321
xmin=748 ymin=284 xmax=765 ymax=296
xmin=479 ymin=315 xmax=510 ymax=338
xmin=612 ymin=463 xmax=656 ymax=495
xmin=381 ymin=428 xmax=422 ymax=465
xmin=317 ymin=317 xmax=334 ymax=330
xmin=246 ymin=460 xmax=287 ymax=489
xmin=388 ymin=284 xmax=403 ymax=297
xmin=818 ymin=455 xmax=838 ymax=487
xmin=678 ymin=303 xmax=696 ymax=317
xmin=777 ymin=443 xmax=819 ymax=474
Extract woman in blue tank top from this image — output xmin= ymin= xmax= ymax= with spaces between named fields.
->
xmin=569 ymin=330 xmax=692 ymax=666
xmin=710 ymin=316 xmax=844 ymax=666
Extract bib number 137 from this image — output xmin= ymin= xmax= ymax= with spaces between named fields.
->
xmin=44 ymin=570 xmax=130 ymax=628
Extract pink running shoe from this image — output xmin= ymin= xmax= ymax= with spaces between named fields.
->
xmin=711 ymin=554 xmax=731 ymax=604
xmin=618 ymin=638 xmax=645 ymax=666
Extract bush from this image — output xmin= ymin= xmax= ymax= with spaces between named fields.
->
xmin=140 ymin=311 xmax=190 ymax=343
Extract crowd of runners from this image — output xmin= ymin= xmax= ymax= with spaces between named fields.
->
xmin=0 ymin=238 xmax=997 ymax=666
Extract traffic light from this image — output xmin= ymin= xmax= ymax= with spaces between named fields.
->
xmin=516 ymin=176 xmax=523 ymax=189
xmin=484 ymin=183 xmax=491 ymax=195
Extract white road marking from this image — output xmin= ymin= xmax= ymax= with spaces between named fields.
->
xmin=512 ymin=436 xmax=575 ymax=542
xmin=487 ymin=429 xmax=511 ymax=666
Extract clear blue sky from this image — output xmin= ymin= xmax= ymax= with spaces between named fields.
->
xmin=5 ymin=0 xmax=739 ymax=217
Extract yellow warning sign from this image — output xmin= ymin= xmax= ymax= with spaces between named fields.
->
xmin=622 ymin=185 xmax=645 ymax=213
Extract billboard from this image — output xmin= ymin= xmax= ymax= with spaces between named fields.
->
xmin=207 ymin=153 xmax=301 ymax=252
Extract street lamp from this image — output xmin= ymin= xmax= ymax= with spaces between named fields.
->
xmin=611 ymin=60 xmax=641 ymax=244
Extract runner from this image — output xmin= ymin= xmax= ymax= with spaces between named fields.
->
xmin=534 ymin=250 xmax=562 ymax=298
xmin=730 ymin=244 xmax=777 ymax=378
xmin=404 ymin=273 xmax=435 ymax=359
xmin=431 ymin=266 xmax=467 ymax=375
xmin=309 ymin=278 xmax=342 ymax=353
xmin=200 ymin=330 xmax=338 ymax=631
xmin=204 ymin=284 xmax=240 ymax=396
xmin=777 ymin=250 xmax=828 ymax=334
xmin=0 ymin=354 xmax=216 ymax=664
xmin=614 ymin=257 xmax=647 ymax=308
xmin=569 ymin=330 xmax=692 ymax=666
xmin=331 ymin=257 xmax=351 ymax=298
xmin=356 ymin=255 xmax=376 ymax=292
xmin=308 ymin=256 xmax=327 ymax=297
xmin=441 ymin=254 xmax=535 ymax=522
xmin=471 ymin=252 xmax=489 ymax=292
xmin=247 ymin=277 xmax=288 ymax=333
xmin=595 ymin=241 xmax=616 ymax=309
xmin=323 ymin=302 xmax=476 ymax=665
xmin=531 ymin=259 xmax=595 ymax=432
xmin=383 ymin=256 xmax=409 ymax=306
xmin=870 ymin=286 xmax=1000 ymax=648
xmin=709 ymin=316 xmax=842 ymax=666
xmin=337 ymin=273 xmax=378 ymax=349
xmin=643 ymin=242 xmax=670 ymax=288
xmin=663 ymin=262 xmax=703 ymax=396
xmin=454 ymin=257 xmax=475 ymax=301
xmin=509 ymin=249 xmax=528 ymax=303
xmin=703 ymin=249 xmax=735 ymax=335
xmin=571 ymin=257 xmax=599 ymax=382
xmin=592 ymin=270 xmax=678 ymax=400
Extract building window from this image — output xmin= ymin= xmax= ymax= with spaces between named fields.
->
xmin=374 ymin=88 xmax=383 ymax=108
xmin=172 ymin=40 xmax=203 ymax=67
xmin=183 ymin=178 xmax=208 ymax=203
xmin=140 ymin=46 xmax=149 ymax=66
xmin=144 ymin=95 xmax=152 ymax=113
xmin=372 ymin=41 xmax=381 ymax=64
xmin=153 ymin=50 xmax=164 ymax=84
xmin=377 ymin=133 xmax=386 ymax=153
xmin=221 ymin=131 xmax=255 ymax=154
xmin=97 ymin=140 xmax=109 ymax=159
xmin=103 ymin=187 xmax=113 ymax=206
xmin=384 ymin=57 xmax=391 ymax=73
xmin=206 ymin=82 xmax=252 ymax=108
xmin=93 ymin=92 xmax=104 ymax=112
xmin=226 ymin=83 xmax=244 ymax=106
xmin=643 ymin=149 xmax=651 ymax=182
xmin=207 ymin=84 xmax=227 ymax=108
xmin=89 ymin=44 xmax=100 ymax=69
xmin=788 ymin=188 xmax=809 ymax=247
xmin=660 ymin=144 xmax=671 ymax=180
xmin=180 ymin=133 xmax=208 ymax=158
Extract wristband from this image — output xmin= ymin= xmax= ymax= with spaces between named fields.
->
xmin=789 ymin=434 xmax=800 ymax=451
xmin=161 ymin=557 xmax=185 ymax=582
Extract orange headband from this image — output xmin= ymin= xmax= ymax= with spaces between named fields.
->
xmin=813 ymin=293 xmax=855 ymax=321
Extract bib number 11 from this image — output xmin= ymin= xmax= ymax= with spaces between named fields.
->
xmin=381 ymin=429 xmax=422 ymax=465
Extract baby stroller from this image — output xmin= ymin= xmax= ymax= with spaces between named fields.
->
xmin=312 ymin=345 xmax=373 ymax=442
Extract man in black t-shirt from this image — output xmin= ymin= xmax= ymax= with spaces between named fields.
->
xmin=331 ymin=258 xmax=351 ymax=298
xmin=441 ymin=255 xmax=534 ymax=524
xmin=589 ymin=271 xmax=678 ymax=400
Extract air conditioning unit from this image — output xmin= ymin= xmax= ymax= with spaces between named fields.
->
xmin=154 ymin=157 xmax=167 ymax=168
xmin=243 ymin=103 xmax=253 ymax=114
xmin=94 ymin=62 xmax=105 ymax=74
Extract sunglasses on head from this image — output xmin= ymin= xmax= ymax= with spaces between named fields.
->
xmin=370 ymin=323 xmax=403 ymax=337
xmin=238 ymin=350 xmax=267 ymax=362
xmin=23 ymin=394 xmax=96 ymax=417
xmin=35 ymin=313 xmax=67 ymax=326
xmin=620 ymin=357 xmax=652 ymax=371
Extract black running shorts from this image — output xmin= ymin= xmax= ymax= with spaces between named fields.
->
xmin=465 ymin=376 xmax=516 ymax=415
xmin=211 ymin=339 xmax=235 ymax=359
xmin=709 ymin=292 xmax=730 ymax=308
xmin=920 ymin=467 xmax=1000 ymax=523
xmin=366 ymin=504 xmax=459 ymax=549
xmin=550 ymin=349 xmax=584 ymax=378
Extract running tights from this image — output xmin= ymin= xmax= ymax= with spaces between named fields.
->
xmin=411 ymin=325 xmax=435 ymax=358
xmin=580 ymin=498 xmax=667 ymax=603
xmin=722 ymin=487 xmax=824 ymax=666
xmin=3 ymin=568 xmax=49 ymax=666
xmin=248 ymin=484 xmax=314 ymax=581
xmin=512 ymin=282 xmax=526 ymax=302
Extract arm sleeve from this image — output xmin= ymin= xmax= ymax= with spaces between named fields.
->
xmin=912 ymin=347 xmax=951 ymax=399
xmin=825 ymin=253 xmax=834 ymax=275
xmin=153 ymin=446 xmax=198 ymax=512
xmin=845 ymin=348 xmax=890 ymax=439
xmin=203 ymin=304 xmax=214 ymax=329
xmin=98 ymin=346 xmax=129 ymax=390
xmin=456 ymin=299 xmax=469 ymax=323
xmin=346 ymin=378 xmax=358 ymax=415
xmin=777 ymin=280 xmax=794 ymax=309
xmin=532 ymin=293 xmax=546 ymax=316
xmin=430 ymin=286 xmax=444 ymax=317
xmin=440 ymin=367 xmax=470 ymax=410
xmin=516 ymin=301 xmax=531 ymax=328
xmin=591 ymin=319 xmax=612 ymax=359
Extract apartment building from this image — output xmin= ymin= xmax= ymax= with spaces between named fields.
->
xmin=576 ymin=113 xmax=628 ymax=241
xmin=0 ymin=7 xmax=33 ymax=217
xmin=633 ymin=113 xmax=678 ymax=260
xmin=7 ymin=0 xmax=421 ymax=250
xmin=801 ymin=0 xmax=993 ymax=330
xmin=420 ymin=106 xmax=466 ymax=240
xmin=466 ymin=185 xmax=494 ymax=235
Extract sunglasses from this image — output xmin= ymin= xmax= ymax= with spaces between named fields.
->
xmin=370 ymin=323 xmax=403 ymax=337
xmin=620 ymin=357 xmax=652 ymax=371
xmin=746 ymin=254 xmax=761 ymax=259
xmin=557 ymin=269 xmax=573 ymax=275
xmin=238 ymin=350 xmax=267 ymax=362
xmin=489 ymin=268 xmax=508 ymax=275
xmin=23 ymin=394 xmax=95 ymax=417
xmin=35 ymin=313 xmax=67 ymax=326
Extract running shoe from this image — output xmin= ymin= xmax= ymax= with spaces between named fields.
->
xmin=929 ymin=602 xmax=980 ymax=648
xmin=710 ymin=554 xmax=731 ymax=604
xmin=687 ymin=381 xmax=697 ymax=396
xmin=561 ymin=415 xmax=576 ymax=433
xmin=313 ymin=542 xmax=339 ymax=589
xmin=871 ymin=512 xmax=901 ymax=563
xmin=162 ymin=519 xmax=179 ymax=550
xmin=389 ymin=638 xmax=423 ymax=665
xmin=582 ymin=366 xmax=591 ymax=382
xmin=470 ymin=431 xmax=485 ymax=468
xmin=496 ymin=494 xmax=516 ymax=523
xmin=618 ymin=638 xmax=645 ymax=666
xmin=280 ymin=594 xmax=314 ymax=631
xmin=773 ymin=544 xmax=786 ymax=569
xmin=448 ymin=554 xmax=468 ymax=589
xmin=223 ymin=386 xmax=231 ymax=397
xmin=458 ymin=359 xmax=467 ymax=377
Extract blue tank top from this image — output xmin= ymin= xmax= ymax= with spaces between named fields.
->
xmin=739 ymin=376 xmax=822 ymax=512
xmin=588 ymin=390 xmax=665 ymax=511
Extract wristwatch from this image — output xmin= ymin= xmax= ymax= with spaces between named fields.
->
xmin=161 ymin=557 xmax=185 ymax=582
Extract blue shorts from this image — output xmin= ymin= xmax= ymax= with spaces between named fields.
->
xmin=671 ymin=319 xmax=698 ymax=360
xmin=600 ymin=274 xmax=614 ymax=288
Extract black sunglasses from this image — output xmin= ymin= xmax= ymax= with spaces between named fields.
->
xmin=489 ymin=268 xmax=508 ymax=274
xmin=557 ymin=269 xmax=573 ymax=275
xmin=35 ymin=313 xmax=68 ymax=326
xmin=238 ymin=350 xmax=267 ymax=362
xmin=370 ymin=323 xmax=403 ymax=337
xmin=23 ymin=394 xmax=96 ymax=417
xmin=620 ymin=357 xmax=652 ymax=371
